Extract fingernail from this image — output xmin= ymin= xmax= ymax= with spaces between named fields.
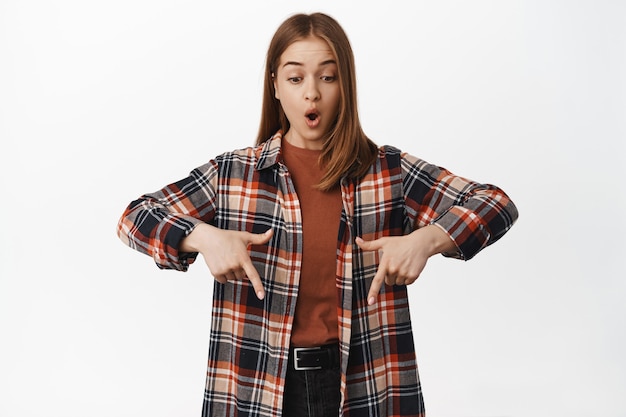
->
xmin=368 ymin=296 xmax=375 ymax=305
xmin=257 ymin=291 xmax=265 ymax=300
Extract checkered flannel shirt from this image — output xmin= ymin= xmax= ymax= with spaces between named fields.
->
xmin=117 ymin=132 xmax=518 ymax=416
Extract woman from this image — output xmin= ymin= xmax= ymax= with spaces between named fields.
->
xmin=117 ymin=12 xmax=518 ymax=417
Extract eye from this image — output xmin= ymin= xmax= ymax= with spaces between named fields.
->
xmin=288 ymin=77 xmax=302 ymax=84
xmin=321 ymin=75 xmax=336 ymax=82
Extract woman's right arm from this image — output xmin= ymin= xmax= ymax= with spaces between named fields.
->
xmin=117 ymin=159 xmax=272 ymax=298
xmin=116 ymin=161 xmax=220 ymax=271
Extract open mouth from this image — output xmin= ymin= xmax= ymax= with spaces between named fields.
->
xmin=304 ymin=110 xmax=320 ymax=128
xmin=306 ymin=111 xmax=319 ymax=121
xmin=305 ymin=110 xmax=320 ymax=128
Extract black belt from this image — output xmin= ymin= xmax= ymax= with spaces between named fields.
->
xmin=289 ymin=343 xmax=340 ymax=371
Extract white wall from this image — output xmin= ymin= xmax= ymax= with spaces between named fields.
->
xmin=1 ymin=1 xmax=624 ymax=416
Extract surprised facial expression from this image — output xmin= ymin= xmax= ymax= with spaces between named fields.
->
xmin=273 ymin=36 xmax=341 ymax=150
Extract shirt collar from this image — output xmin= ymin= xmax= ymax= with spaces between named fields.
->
xmin=255 ymin=131 xmax=284 ymax=171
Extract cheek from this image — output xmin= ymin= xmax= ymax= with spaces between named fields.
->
xmin=278 ymin=96 xmax=299 ymax=122
xmin=327 ymin=83 xmax=340 ymax=101
xmin=329 ymin=89 xmax=341 ymax=114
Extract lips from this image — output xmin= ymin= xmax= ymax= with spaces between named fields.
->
xmin=305 ymin=109 xmax=320 ymax=128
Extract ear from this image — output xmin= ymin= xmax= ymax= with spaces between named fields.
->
xmin=272 ymin=73 xmax=279 ymax=100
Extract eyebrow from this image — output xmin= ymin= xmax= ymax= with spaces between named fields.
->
xmin=282 ymin=59 xmax=337 ymax=68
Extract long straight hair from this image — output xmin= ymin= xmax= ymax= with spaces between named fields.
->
xmin=256 ymin=13 xmax=378 ymax=190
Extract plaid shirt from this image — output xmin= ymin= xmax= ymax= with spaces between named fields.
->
xmin=117 ymin=133 xmax=518 ymax=417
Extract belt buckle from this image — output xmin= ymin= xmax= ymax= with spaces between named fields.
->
xmin=293 ymin=346 xmax=323 ymax=371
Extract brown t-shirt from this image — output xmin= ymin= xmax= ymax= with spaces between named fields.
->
xmin=281 ymin=139 xmax=342 ymax=347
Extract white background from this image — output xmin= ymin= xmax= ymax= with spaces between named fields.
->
xmin=1 ymin=1 xmax=625 ymax=416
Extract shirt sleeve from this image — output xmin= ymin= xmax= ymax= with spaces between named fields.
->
xmin=400 ymin=152 xmax=518 ymax=260
xmin=116 ymin=160 xmax=220 ymax=271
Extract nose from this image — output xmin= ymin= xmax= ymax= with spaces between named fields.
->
xmin=304 ymin=79 xmax=320 ymax=101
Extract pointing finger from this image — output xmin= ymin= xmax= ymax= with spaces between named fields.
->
xmin=241 ymin=258 xmax=265 ymax=300
xmin=367 ymin=263 xmax=387 ymax=306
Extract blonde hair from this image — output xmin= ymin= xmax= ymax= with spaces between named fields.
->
xmin=256 ymin=13 xmax=377 ymax=190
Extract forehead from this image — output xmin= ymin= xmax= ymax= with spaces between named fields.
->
xmin=278 ymin=36 xmax=336 ymax=66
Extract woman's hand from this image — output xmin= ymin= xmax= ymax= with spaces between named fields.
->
xmin=356 ymin=225 xmax=456 ymax=305
xmin=180 ymin=224 xmax=274 ymax=300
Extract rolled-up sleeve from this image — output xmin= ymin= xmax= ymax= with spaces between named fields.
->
xmin=401 ymin=153 xmax=518 ymax=260
xmin=116 ymin=160 xmax=219 ymax=271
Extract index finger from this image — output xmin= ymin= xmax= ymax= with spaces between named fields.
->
xmin=241 ymin=258 xmax=265 ymax=300
xmin=367 ymin=263 xmax=387 ymax=306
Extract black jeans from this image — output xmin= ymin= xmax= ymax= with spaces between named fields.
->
xmin=282 ymin=346 xmax=341 ymax=417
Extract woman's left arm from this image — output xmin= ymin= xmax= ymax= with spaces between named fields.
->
xmin=402 ymin=153 xmax=519 ymax=260
xmin=357 ymin=151 xmax=519 ymax=304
